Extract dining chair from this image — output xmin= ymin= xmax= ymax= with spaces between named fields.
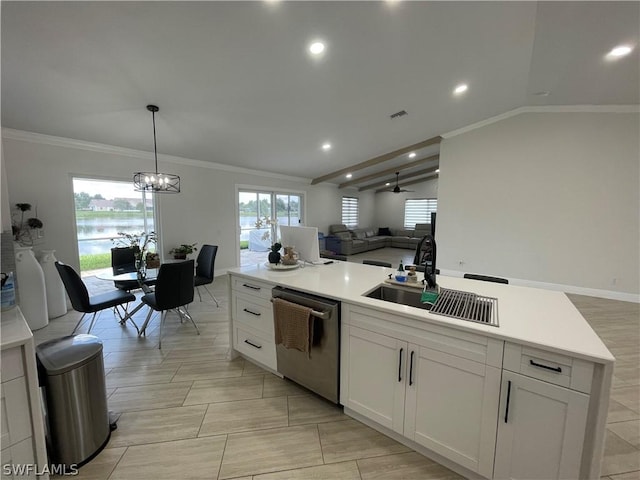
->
xmin=138 ymin=260 xmax=198 ymax=349
xmin=362 ymin=259 xmax=392 ymax=267
xmin=111 ymin=247 xmax=156 ymax=291
xmin=194 ymin=244 xmax=219 ymax=306
xmin=55 ymin=261 xmax=138 ymax=334
xmin=463 ymin=273 xmax=509 ymax=284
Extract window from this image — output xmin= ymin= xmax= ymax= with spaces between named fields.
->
xmin=404 ymin=198 xmax=437 ymax=228
xmin=72 ymin=178 xmax=155 ymax=274
xmin=342 ymin=197 xmax=359 ymax=228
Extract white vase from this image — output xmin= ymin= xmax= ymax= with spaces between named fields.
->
xmin=38 ymin=250 xmax=68 ymax=319
xmin=15 ymin=246 xmax=49 ymax=330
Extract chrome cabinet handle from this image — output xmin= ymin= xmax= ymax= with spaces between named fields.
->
xmin=243 ymin=308 xmax=261 ymax=316
xmin=398 ymin=348 xmax=403 ymax=382
xmin=530 ymin=359 xmax=562 ymax=373
xmin=244 ymin=339 xmax=262 ymax=349
xmin=242 ymin=283 xmax=261 ymax=291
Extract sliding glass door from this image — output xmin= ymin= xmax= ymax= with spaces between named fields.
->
xmin=238 ymin=189 xmax=303 ymax=266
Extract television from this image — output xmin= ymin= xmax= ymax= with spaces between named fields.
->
xmin=279 ymin=225 xmax=322 ymax=265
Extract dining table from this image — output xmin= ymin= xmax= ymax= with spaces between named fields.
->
xmin=95 ymin=268 xmax=160 ymax=334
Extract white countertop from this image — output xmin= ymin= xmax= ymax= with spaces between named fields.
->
xmin=228 ymin=262 xmax=614 ymax=364
xmin=1 ymin=307 xmax=33 ymax=350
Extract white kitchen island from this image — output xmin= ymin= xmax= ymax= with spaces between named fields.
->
xmin=227 ymin=261 xmax=614 ymax=480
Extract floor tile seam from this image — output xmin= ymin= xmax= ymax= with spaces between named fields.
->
xmin=104 ymin=445 xmax=129 ymax=480
xmin=195 ymin=402 xmax=212 ymax=438
xmin=215 ymin=432 xmax=230 ymax=480
xmin=325 ymin=449 xmax=415 ymax=465
xmin=162 ymin=356 xmax=236 ymax=367
xmin=289 ymin=416 xmax=350 ymax=428
xmin=606 ymin=428 xmax=640 ymax=451
xmin=106 ymin=378 xmax=182 ymax=390
xmin=200 ymin=422 xmax=315 ymax=440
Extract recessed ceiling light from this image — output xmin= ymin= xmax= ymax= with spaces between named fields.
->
xmin=309 ymin=41 xmax=325 ymax=55
xmin=408 ymin=152 xmax=416 ymax=159
xmin=385 ymin=182 xmax=391 ymax=186
xmin=435 ymin=169 xmax=440 ymax=173
xmin=606 ymin=45 xmax=633 ymax=59
xmin=346 ymin=173 xmax=352 ymax=179
xmin=454 ymin=84 xmax=468 ymax=95
xmin=321 ymin=142 xmax=331 ymax=151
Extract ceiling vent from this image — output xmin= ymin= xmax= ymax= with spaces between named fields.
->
xmin=389 ymin=110 xmax=408 ymax=119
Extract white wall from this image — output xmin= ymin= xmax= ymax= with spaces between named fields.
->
xmin=437 ymin=111 xmax=639 ymax=298
xmin=2 ymin=132 xmax=346 ymax=273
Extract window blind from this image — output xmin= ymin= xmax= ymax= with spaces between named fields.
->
xmin=404 ymin=198 xmax=437 ymax=229
xmin=342 ymin=197 xmax=359 ymax=228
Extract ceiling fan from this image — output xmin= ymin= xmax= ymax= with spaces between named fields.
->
xmin=386 ymin=172 xmax=414 ymax=193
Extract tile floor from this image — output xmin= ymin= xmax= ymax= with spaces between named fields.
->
xmin=34 ymin=248 xmax=638 ymax=479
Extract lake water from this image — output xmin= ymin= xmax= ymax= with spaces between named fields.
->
xmin=77 ymin=216 xmax=301 ymax=255
xmin=77 ymin=218 xmax=152 ymax=255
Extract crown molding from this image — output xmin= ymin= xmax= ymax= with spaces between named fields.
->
xmin=442 ymin=105 xmax=640 ymax=139
xmin=1 ymin=128 xmax=311 ymax=184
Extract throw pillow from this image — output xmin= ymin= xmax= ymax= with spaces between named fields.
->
xmin=378 ymin=227 xmax=392 ymax=236
xmin=354 ymin=231 xmax=367 ymax=240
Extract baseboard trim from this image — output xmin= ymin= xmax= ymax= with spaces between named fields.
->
xmin=438 ymin=269 xmax=639 ymax=303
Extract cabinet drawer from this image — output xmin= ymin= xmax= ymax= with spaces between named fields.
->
xmin=232 ymin=277 xmax=273 ymax=301
xmin=1 ymin=377 xmax=32 ymax=447
xmin=234 ymin=325 xmax=277 ymax=371
xmin=233 ymin=293 xmax=274 ymax=336
xmin=503 ymin=343 xmax=593 ymax=393
xmin=1 ymin=348 xmax=24 ymax=383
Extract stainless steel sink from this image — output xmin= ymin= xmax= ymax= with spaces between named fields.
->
xmin=364 ymin=285 xmax=432 ymax=311
xmin=363 ymin=284 xmax=499 ymax=326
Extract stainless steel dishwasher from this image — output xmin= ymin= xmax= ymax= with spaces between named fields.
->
xmin=271 ymin=286 xmax=340 ymax=403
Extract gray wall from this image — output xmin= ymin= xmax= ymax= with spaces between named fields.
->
xmin=437 ymin=111 xmax=639 ymax=298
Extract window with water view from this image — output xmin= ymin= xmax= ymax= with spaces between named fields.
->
xmin=73 ymin=178 xmax=155 ymax=275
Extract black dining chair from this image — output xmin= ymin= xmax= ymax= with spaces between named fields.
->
xmin=194 ymin=244 xmax=219 ymax=306
xmin=464 ymin=273 xmax=509 ymax=284
xmin=55 ymin=261 xmax=137 ymax=334
xmin=111 ymin=247 xmax=156 ymax=291
xmin=138 ymin=260 xmax=198 ymax=349
xmin=362 ymin=259 xmax=392 ymax=267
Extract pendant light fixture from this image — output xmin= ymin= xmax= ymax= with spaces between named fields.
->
xmin=133 ymin=105 xmax=180 ymax=193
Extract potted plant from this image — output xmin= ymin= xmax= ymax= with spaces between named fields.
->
xmin=268 ymin=242 xmax=282 ymax=264
xmin=12 ymin=203 xmax=44 ymax=246
xmin=169 ymin=243 xmax=198 ymax=260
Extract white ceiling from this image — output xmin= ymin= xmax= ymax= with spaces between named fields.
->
xmin=2 ymin=1 xmax=638 ymax=181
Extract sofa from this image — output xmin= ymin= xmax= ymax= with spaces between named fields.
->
xmin=324 ymin=223 xmax=432 ymax=256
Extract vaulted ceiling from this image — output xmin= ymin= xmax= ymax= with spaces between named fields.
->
xmin=2 ymin=2 xmax=638 ymax=187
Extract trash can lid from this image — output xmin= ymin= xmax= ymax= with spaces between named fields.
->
xmin=36 ymin=334 xmax=103 ymax=375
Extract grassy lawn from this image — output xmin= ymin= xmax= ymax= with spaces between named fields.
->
xmin=79 ymin=253 xmax=111 ymax=271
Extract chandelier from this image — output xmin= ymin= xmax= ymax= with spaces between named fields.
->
xmin=133 ymin=105 xmax=180 ymax=193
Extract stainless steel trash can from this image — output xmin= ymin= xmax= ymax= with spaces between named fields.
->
xmin=36 ymin=334 xmax=111 ymax=467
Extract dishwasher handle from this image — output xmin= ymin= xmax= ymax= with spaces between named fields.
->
xmin=270 ymin=297 xmax=331 ymax=319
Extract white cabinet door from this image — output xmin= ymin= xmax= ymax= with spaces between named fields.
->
xmin=494 ymin=371 xmax=590 ymax=480
xmin=404 ymin=345 xmax=501 ymax=479
xmin=343 ymin=326 xmax=407 ymax=433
